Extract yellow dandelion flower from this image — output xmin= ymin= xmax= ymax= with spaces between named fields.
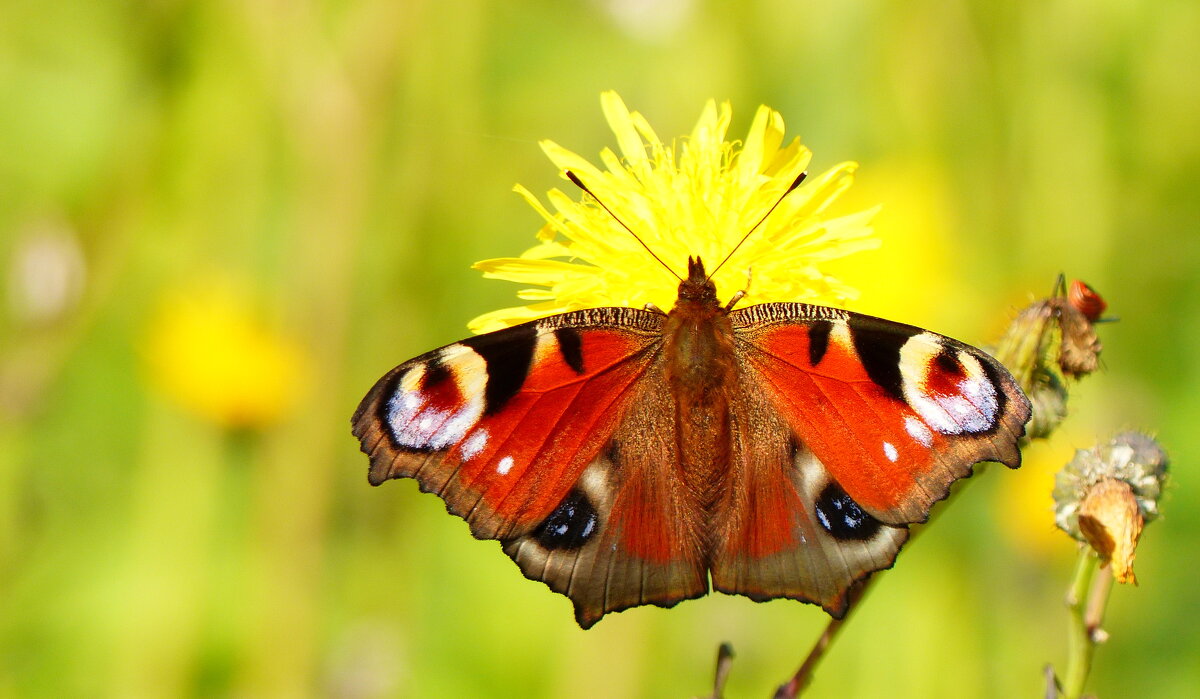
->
xmin=469 ymin=91 xmax=880 ymax=333
xmin=144 ymin=280 xmax=308 ymax=430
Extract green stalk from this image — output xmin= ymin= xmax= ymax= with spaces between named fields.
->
xmin=1062 ymin=547 xmax=1100 ymax=698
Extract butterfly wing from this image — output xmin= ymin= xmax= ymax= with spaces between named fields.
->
xmin=501 ymin=364 xmax=710 ymax=628
xmin=352 ymin=307 xmax=707 ymax=628
xmin=708 ymin=379 xmax=910 ymax=615
xmin=709 ymin=303 xmax=1030 ymax=615
xmin=355 ymin=299 xmax=1031 ymax=625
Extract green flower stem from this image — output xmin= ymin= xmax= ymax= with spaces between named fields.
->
xmin=1062 ymin=546 xmax=1103 ymax=699
xmin=1085 ymin=571 xmax=1114 ymax=634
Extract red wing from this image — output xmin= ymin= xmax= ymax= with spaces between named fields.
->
xmin=708 ymin=303 xmax=1029 ymax=615
xmin=352 ymin=307 xmax=708 ymax=627
xmin=729 ymin=303 xmax=1031 ymax=525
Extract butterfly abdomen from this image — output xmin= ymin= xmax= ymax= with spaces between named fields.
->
xmin=661 ymin=274 xmax=742 ymax=524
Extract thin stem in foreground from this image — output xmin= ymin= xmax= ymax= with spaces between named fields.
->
xmin=774 ymin=580 xmax=869 ymax=698
xmin=1061 ymin=546 xmax=1101 ymax=699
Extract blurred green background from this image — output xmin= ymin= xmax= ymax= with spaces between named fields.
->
xmin=2 ymin=1 xmax=1197 ymax=697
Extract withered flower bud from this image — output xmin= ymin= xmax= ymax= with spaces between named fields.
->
xmin=991 ymin=278 xmax=1106 ymax=440
xmin=1053 ymin=433 xmax=1169 ymax=583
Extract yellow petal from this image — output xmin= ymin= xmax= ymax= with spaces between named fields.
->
xmin=468 ymin=93 xmax=878 ymax=332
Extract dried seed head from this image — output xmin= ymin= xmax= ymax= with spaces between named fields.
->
xmin=1053 ymin=432 xmax=1169 ymax=583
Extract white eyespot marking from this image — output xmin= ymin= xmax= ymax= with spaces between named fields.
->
xmin=791 ymin=447 xmax=826 ymax=502
xmin=905 ymin=416 xmax=934 ymax=448
xmin=460 ymin=429 xmax=489 ymax=461
xmin=385 ymin=344 xmax=487 ymax=451
xmin=899 ymin=338 xmax=1000 ymax=435
xmin=496 ymin=455 xmax=514 ymax=475
xmin=577 ymin=460 xmax=612 ymax=509
xmin=883 ymin=441 xmax=898 ymax=462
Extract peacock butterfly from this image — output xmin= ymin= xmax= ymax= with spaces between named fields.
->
xmin=351 ymin=179 xmax=1032 ymax=628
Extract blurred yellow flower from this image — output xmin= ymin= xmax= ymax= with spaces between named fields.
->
xmin=818 ymin=160 xmax=960 ymax=325
xmin=996 ymin=436 xmax=1076 ymax=559
xmin=469 ymin=91 xmax=879 ymax=333
xmin=144 ymin=281 xmax=308 ymax=429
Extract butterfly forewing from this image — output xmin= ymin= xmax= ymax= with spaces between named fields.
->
xmin=353 ymin=307 xmax=664 ymax=539
xmin=698 ymin=303 xmax=1029 ymax=614
xmin=730 ymin=304 xmax=1029 ymax=525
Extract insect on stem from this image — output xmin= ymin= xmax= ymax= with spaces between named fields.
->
xmin=565 ymin=170 xmax=682 ymax=281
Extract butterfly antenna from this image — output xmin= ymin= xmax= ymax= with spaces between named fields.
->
xmin=566 ymin=170 xmax=681 ymax=281
xmin=707 ymin=171 xmax=807 ymax=280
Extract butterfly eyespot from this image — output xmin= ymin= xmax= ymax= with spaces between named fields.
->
xmin=383 ymin=354 xmax=486 ymax=452
xmin=899 ymin=341 xmax=1003 ymax=436
xmin=536 ymin=489 xmax=600 ymax=550
xmin=815 ymin=481 xmax=882 ymax=541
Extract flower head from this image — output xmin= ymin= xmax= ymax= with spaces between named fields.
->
xmin=1053 ymin=432 xmax=1169 ymax=583
xmin=469 ymin=92 xmax=879 ymax=333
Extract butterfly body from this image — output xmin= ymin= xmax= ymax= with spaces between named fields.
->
xmin=659 ymin=262 xmax=737 ymax=530
xmin=353 ymin=258 xmax=1030 ymax=628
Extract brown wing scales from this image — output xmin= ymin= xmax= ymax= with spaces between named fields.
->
xmin=501 ymin=370 xmax=709 ymax=629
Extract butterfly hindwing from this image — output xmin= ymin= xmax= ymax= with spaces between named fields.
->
xmin=502 ymin=368 xmax=709 ymax=628
xmin=709 ymin=379 xmax=909 ymax=616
